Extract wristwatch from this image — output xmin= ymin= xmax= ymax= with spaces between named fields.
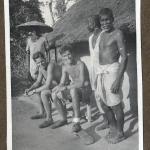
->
xmin=33 ymin=89 xmax=36 ymax=93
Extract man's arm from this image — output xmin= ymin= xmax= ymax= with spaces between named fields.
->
xmin=34 ymin=63 xmax=54 ymax=93
xmin=26 ymin=70 xmax=43 ymax=93
xmin=52 ymin=65 xmax=67 ymax=93
xmin=67 ymin=62 xmax=85 ymax=90
xmin=111 ymin=30 xmax=128 ymax=93
xmin=116 ymin=30 xmax=128 ymax=80
xmin=59 ymin=66 xmax=67 ymax=86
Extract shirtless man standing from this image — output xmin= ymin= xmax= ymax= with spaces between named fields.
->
xmin=95 ymin=8 xmax=128 ymax=143
xmin=51 ymin=45 xmax=92 ymax=132
xmin=25 ymin=51 xmax=62 ymax=128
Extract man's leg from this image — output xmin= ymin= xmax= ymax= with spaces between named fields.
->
xmin=94 ymin=93 xmax=108 ymax=129
xmin=41 ymin=90 xmax=53 ymax=121
xmin=53 ymin=93 xmax=67 ymax=121
xmin=108 ymin=103 xmax=125 ymax=143
xmin=30 ymin=93 xmax=45 ymax=119
xmin=39 ymin=90 xmax=53 ymax=128
xmin=51 ymin=92 xmax=67 ymax=129
xmin=100 ymin=100 xmax=117 ymax=139
xmin=70 ymin=88 xmax=82 ymax=132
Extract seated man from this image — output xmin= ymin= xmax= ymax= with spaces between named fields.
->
xmin=25 ymin=51 xmax=62 ymax=128
xmin=52 ymin=44 xmax=92 ymax=132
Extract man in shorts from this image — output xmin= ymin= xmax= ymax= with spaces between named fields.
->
xmin=25 ymin=51 xmax=62 ymax=128
xmin=51 ymin=44 xmax=92 ymax=132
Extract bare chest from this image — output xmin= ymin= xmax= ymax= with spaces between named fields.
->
xmin=67 ymin=65 xmax=80 ymax=80
xmin=99 ymin=33 xmax=117 ymax=50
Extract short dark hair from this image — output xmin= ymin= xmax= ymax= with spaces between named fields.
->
xmin=32 ymin=51 xmax=45 ymax=61
xmin=60 ymin=44 xmax=73 ymax=55
xmin=99 ymin=8 xmax=114 ymax=21
xmin=91 ymin=15 xmax=101 ymax=28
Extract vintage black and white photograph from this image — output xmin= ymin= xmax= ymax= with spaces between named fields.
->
xmin=5 ymin=0 xmax=142 ymax=150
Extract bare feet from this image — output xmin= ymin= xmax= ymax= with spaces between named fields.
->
xmin=105 ymin=127 xmax=116 ymax=141
xmin=107 ymin=132 xmax=125 ymax=144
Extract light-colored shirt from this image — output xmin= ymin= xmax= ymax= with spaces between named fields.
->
xmin=26 ymin=36 xmax=47 ymax=79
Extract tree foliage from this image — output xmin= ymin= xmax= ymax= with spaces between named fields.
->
xmin=9 ymin=0 xmax=44 ymax=78
xmin=55 ymin=0 xmax=66 ymax=18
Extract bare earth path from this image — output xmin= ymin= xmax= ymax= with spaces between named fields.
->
xmin=12 ymin=95 xmax=138 ymax=150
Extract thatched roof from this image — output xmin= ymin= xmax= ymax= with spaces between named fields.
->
xmin=46 ymin=0 xmax=135 ymax=47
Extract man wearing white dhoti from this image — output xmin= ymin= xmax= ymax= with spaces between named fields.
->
xmin=93 ymin=8 xmax=128 ymax=144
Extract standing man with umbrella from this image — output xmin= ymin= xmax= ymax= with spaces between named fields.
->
xmin=17 ymin=21 xmax=53 ymax=81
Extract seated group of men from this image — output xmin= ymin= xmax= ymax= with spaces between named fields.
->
xmin=25 ymin=46 xmax=92 ymax=132
xmin=25 ymin=8 xmax=128 ymax=144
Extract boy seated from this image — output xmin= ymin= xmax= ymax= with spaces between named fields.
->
xmin=52 ymin=44 xmax=92 ymax=132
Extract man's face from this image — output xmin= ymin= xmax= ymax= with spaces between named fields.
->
xmin=100 ymin=15 xmax=113 ymax=32
xmin=87 ymin=18 xmax=96 ymax=32
xmin=35 ymin=57 xmax=46 ymax=68
xmin=62 ymin=50 xmax=73 ymax=65
xmin=30 ymin=31 xmax=37 ymax=41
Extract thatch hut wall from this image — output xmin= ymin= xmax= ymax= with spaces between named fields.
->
xmin=47 ymin=0 xmax=137 ymax=114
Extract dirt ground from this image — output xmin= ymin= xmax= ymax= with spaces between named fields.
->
xmin=12 ymin=94 xmax=138 ymax=150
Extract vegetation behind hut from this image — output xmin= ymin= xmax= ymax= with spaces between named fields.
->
xmin=10 ymin=0 xmax=44 ymax=79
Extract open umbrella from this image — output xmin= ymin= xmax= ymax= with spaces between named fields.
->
xmin=16 ymin=21 xmax=53 ymax=33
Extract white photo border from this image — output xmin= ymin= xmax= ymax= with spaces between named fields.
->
xmin=4 ymin=0 xmax=143 ymax=150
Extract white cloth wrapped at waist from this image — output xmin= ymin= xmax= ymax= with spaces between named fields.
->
xmin=94 ymin=62 xmax=121 ymax=107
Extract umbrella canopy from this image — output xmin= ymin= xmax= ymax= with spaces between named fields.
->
xmin=16 ymin=21 xmax=53 ymax=33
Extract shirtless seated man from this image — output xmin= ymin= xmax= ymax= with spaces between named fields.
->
xmin=51 ymin=44 xmax=92 ymax=132
xmin=95 ymin=8 xmax=128 ymax=143
xmin=25 ymin=51 xmax=62 ymax=128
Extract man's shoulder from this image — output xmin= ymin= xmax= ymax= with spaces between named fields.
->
xmin=113 ymin=29 xmax=123 ymax=36
xmin=77 ymin=60 xmax=85 ymax=67
xmin=47 ymin=62 xmax=55 ymax=68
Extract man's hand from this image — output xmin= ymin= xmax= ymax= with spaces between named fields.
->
xmin=24 ymin=89 xmax=36 ymax=96
xmin=52 ymin=85 xmax=66 ymax=93
xmin=27 ymin=89 xmax=36 ymax=96
xmin=52 ymin=85 xmax=60 ymax=93
xmin=24 ymin=89 xmax=30 ymax=95
xmin=111 ymin=79 xmax=121 ymax=94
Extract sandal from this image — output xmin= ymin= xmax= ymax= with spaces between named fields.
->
xmin=51 ymin=120 xmax=67 ymax=129
xmin=39 ymin=120 xmax=53 ymax=128
xmin=30 ymin=114 xmax=46 ymax=120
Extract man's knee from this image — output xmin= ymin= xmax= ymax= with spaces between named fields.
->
xmin=111 ymin=103 xmax=124 ymax=115
xmin=41 ymin=90 xmax=51 ymax=99
xmin=52 ymin=91 xmax=62 ymax=101
xmin=100 ymin=100 xmax=109 ymax=112
xmin=70 ymin=88 xmax=79 ymax=99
